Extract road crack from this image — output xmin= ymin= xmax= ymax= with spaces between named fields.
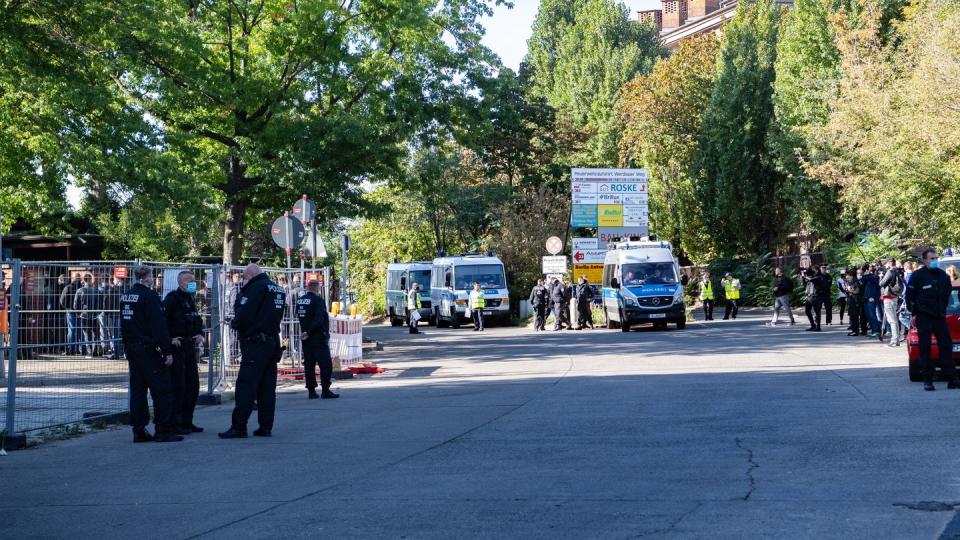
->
xmin=736 ymin=437 xmax=758 ymax=501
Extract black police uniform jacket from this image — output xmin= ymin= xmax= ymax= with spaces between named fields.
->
xmin=906 ymin=266 xmax=952 ymax=318
xmin=230 ymin=273 xmax=285 ymax=339
xmin=164 ymin=288 xmax=202 ymax=339
xmin=296 ymin=291 xmax=330 ymax=344
xmin=528 ymin=285 xmax=548 ymax=308
xmin=120 ymin=282 xmax=173 ymax=355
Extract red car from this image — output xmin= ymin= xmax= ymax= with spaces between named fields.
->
xmin=907 ymin=288 xmax=960 ymax=381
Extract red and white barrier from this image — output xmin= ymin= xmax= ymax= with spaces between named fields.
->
xmin=330 ymin=315 xmax=363 ymax=367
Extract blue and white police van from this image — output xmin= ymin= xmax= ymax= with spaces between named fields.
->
xmin=430 ymin=253 xmax=510 ymax=328
xmin=385 ymin=261 xmax=433 ymax=326
xmin=601 ymin=238 xmax=689 ymax=332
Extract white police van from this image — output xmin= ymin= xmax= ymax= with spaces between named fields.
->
xmin=602 ymin=238 xmax=689 ymax=332
xmin=385 ymin=261 xmax=433 ymax=327
xmin=430 ymin=253 xmax=510 ymax=328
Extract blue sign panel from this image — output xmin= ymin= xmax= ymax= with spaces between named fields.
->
xmin=572 ymin=205 xmax=598 ymax=227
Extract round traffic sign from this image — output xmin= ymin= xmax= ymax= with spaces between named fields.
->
xmin=271 ymin=215 xmax=305 ymax=250
xmin=292 ymin=197 xmax=316 ymax=223
xmin=545 ymin=236 xmax=563 ymax=255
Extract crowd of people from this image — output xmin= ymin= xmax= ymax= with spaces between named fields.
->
xmin=527 ymin=276 xmax=596 ymax=332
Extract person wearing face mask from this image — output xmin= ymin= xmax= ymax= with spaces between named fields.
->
xmin=120 ymin=266 xmax=181 ymax=443
xmin=906 ymin=248 xmax=960 ymax=391
xmin=164 ymin=271 xmax=206 ymax=434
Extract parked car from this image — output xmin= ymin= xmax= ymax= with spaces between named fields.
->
xmin=907 ymin=287 xmax=960 ymax=381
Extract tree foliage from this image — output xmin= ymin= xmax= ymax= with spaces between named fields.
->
xmin=693 ymin=0 xmax=784 ymax=257
xmin=525 ymin=0 xmax=662 ymax=166
xmin=618 ymin=34 xmax=720 ymax=264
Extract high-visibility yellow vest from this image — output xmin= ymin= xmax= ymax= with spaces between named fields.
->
xmin=469 ymin=290 xmax=486 ymax=309
xmin=407 ymin=290 xmax=421 ymax=310
xmin=724 ymin=279 xmax=741 ymax=300
xmin=701 ymin=281 xmax=714 ymax=300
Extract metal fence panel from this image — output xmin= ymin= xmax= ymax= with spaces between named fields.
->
xmin=0 ymin=260 xmax=335 ymax=435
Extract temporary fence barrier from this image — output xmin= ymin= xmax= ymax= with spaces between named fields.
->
xmin=1 ymin=259 xmax=333 ymax=437
xmin=330 ymin=315 xmax=363 ymax=368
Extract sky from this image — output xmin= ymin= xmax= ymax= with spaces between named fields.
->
xmin=481 ymin=0 xmax=661 ymax=72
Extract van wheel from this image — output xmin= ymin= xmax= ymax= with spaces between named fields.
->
xmin=452 ymin=314 xmax=461 ymax=329
xmin=436 ymin=309 xmax=449 ymax=328
xmin=676 ymin=319 xmax=686 ymax=330
xmin=388 ymin=309 xmax=401 ymax=327
xmin=619 ymin=310 xmax=630 ymax=332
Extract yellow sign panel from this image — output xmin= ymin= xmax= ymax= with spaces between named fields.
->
xmin=574 ymin=263 xmax=604 ymax=284
xmin=598 ymin=205 xmax=623 ymax=227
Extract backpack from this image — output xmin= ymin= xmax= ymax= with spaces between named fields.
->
xmin=889 ymin=271 xmax=905 ymax=296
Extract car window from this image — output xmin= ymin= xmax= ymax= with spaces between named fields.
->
xmin=949 ymin=289 xmax=960 ymax=314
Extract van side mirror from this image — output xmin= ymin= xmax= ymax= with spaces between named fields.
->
xmin=611 ymin=278 xmax=620 ymax=289
xmin=680 ymin=275 xmax=689 ymax=286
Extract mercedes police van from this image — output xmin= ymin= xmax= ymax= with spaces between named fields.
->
xmin=430 ymin=253 xmax=510 ymax=328
xmin=385 ymin=261 xmax=433 ymax=326
xmin=601 ymin=238 xmax=689 ymax=332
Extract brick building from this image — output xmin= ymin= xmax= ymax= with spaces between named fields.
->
xmin=638 ymin=0 xmax=792 ymax=49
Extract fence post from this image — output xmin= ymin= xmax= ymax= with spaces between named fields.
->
xmin=199 ymin=264 xmax=222 ymax=405
xmin=3 ymin=259 xmax=25 ymax=448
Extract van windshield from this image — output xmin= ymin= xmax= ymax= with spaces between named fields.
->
xmin=621 ymin=263 xmax=678 ymax=286
xmin=455 ymin=264 xmax=505 ymax=290
xmin=410 ymin=271 xmax=431 ymax=291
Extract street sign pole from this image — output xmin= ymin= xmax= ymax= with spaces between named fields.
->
xmin=340 ymin=234 xmax=350 ymax=312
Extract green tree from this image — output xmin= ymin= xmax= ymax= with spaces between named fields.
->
xmin=770 ymin=0 xmax=843 ymax=242
xmin=2 ymin=0 xmax=506 ymax=262
xmin=618 ymin=34 xmax=720 ymax=264
xmin=693 ymin=0 xmax=784 ymax=256
xmin=525 ymin=0 xmax=662 ymax=165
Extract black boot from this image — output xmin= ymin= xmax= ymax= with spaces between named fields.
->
xmin=924 ymin=381 xmax=936 ymax=391
xmin=188 ymin=424 xmax=204 ymax=433
xmin=218 ymin=427 xmax=248 ymax=439
xmin=253 ymin=428 xmax=272 ymax=437
xmin=948 ymin=380 xmax=960 ymax=390
xmin=154 ymin=431 xmax=184 ymax=443
xmin=133 ymin=430 xmax=154 ymax=443
xmin=308 ymin=389 xmax=319 ymax=399
xmin=321 ymin=388 xmax=340 ymax=399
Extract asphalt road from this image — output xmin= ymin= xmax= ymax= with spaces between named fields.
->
xmin=2 ymin=312 xmax=959 ymax=539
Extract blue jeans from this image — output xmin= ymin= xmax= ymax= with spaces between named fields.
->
xmin=865 ymin=298 xmax=881 ymax=334
xmin=66 ymin=312 xmax=79 ymax=354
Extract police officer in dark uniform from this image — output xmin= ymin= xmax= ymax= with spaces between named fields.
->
xmin=297 ymin=279 xmax=339 ymax=400
xmin=121 ymin=266 xmax=182 ymax=443
xmin=575 ymin=276 xmax=595 ymax=330
xmin=219 ymin=264 xmax=285 ymax=438
xmin=528 ymin=278 xmax=548 ymax=331
xmin=906 ymin=248 xmax=960 ymax=391
xmin=164 ymin=270 xmax=205 ymax=434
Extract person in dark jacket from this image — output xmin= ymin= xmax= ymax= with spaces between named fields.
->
xmin=818 ymin=265 xmax=833 ymax=325
xmin=878 ymin=258 xmax=905 ymax=347
xmin=575 ymin=276 xmax=595 ymax=330
xmin=768 ymin=267 xmax=795 ymax=326
xmin=74 ymin=274 xmax=102 ymax=356
xmin=297 ymin=279 xmax=339 ymax=400
xmin=561 ymin=279 xmax=574 ymax=330
xmin=528 ymin=278 xmax=549 ymax=331
xmin=844 ymin=270 xmax=865 ymax=336
xmin=164 ymin=271 xmax=205 ymax=435
xmin=801 ymin=266 xmax=825 ymax=331
xmin=906 ymin=249 xmax=960 ymax=391
xmin=120 ymin=266 xmax=181 ymax=443
xmin=59 ymin=273 xmax=82 ymax=355
xmin=550 ymin=278 xmax=567 ymax=331
xmin=219 ymin=264 xmax=286 ymax=439
xmin=860 ymin=265 xmax=882 ymax=337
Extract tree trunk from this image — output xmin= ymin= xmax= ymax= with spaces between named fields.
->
xmin=222 ymin=155 xmax=247 ymax=265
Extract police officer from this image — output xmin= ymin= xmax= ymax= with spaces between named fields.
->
xmin=120 ymin=266 xmax=182 ymax=443
xmin=297 ymin=279 xmax=339 ymax=399
xmin=575 ymin=276 xmax=595 ymax=330
xmin=699 ymin=272 xmax=715 ymax=321
xmin=801 ymin=264 xmax=825 ymax=331
xmin=528 ymin=278 xmax=549 ymax=331
xmin=906 ymin=248 xmax=960 ymax=391
xmin=407 ymin=282 xmax=422 ymax=334
xmin=469 ymin=281 xmax=485 ymax=331
xmin=164 ymin=270 xmax=205 ymax=435
xmin=219 ymin=264 xmax=285 ymax=439
xmin=721 ymin=273 xmax=741 ymax=320
xmin=550 ymin=278 xmax=567 ymax=331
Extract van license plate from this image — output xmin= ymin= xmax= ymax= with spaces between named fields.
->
xmin=648 ymin=313 xmax=666 ymax=319
xmin=953 ymin=345 xmax=960 ymax=352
